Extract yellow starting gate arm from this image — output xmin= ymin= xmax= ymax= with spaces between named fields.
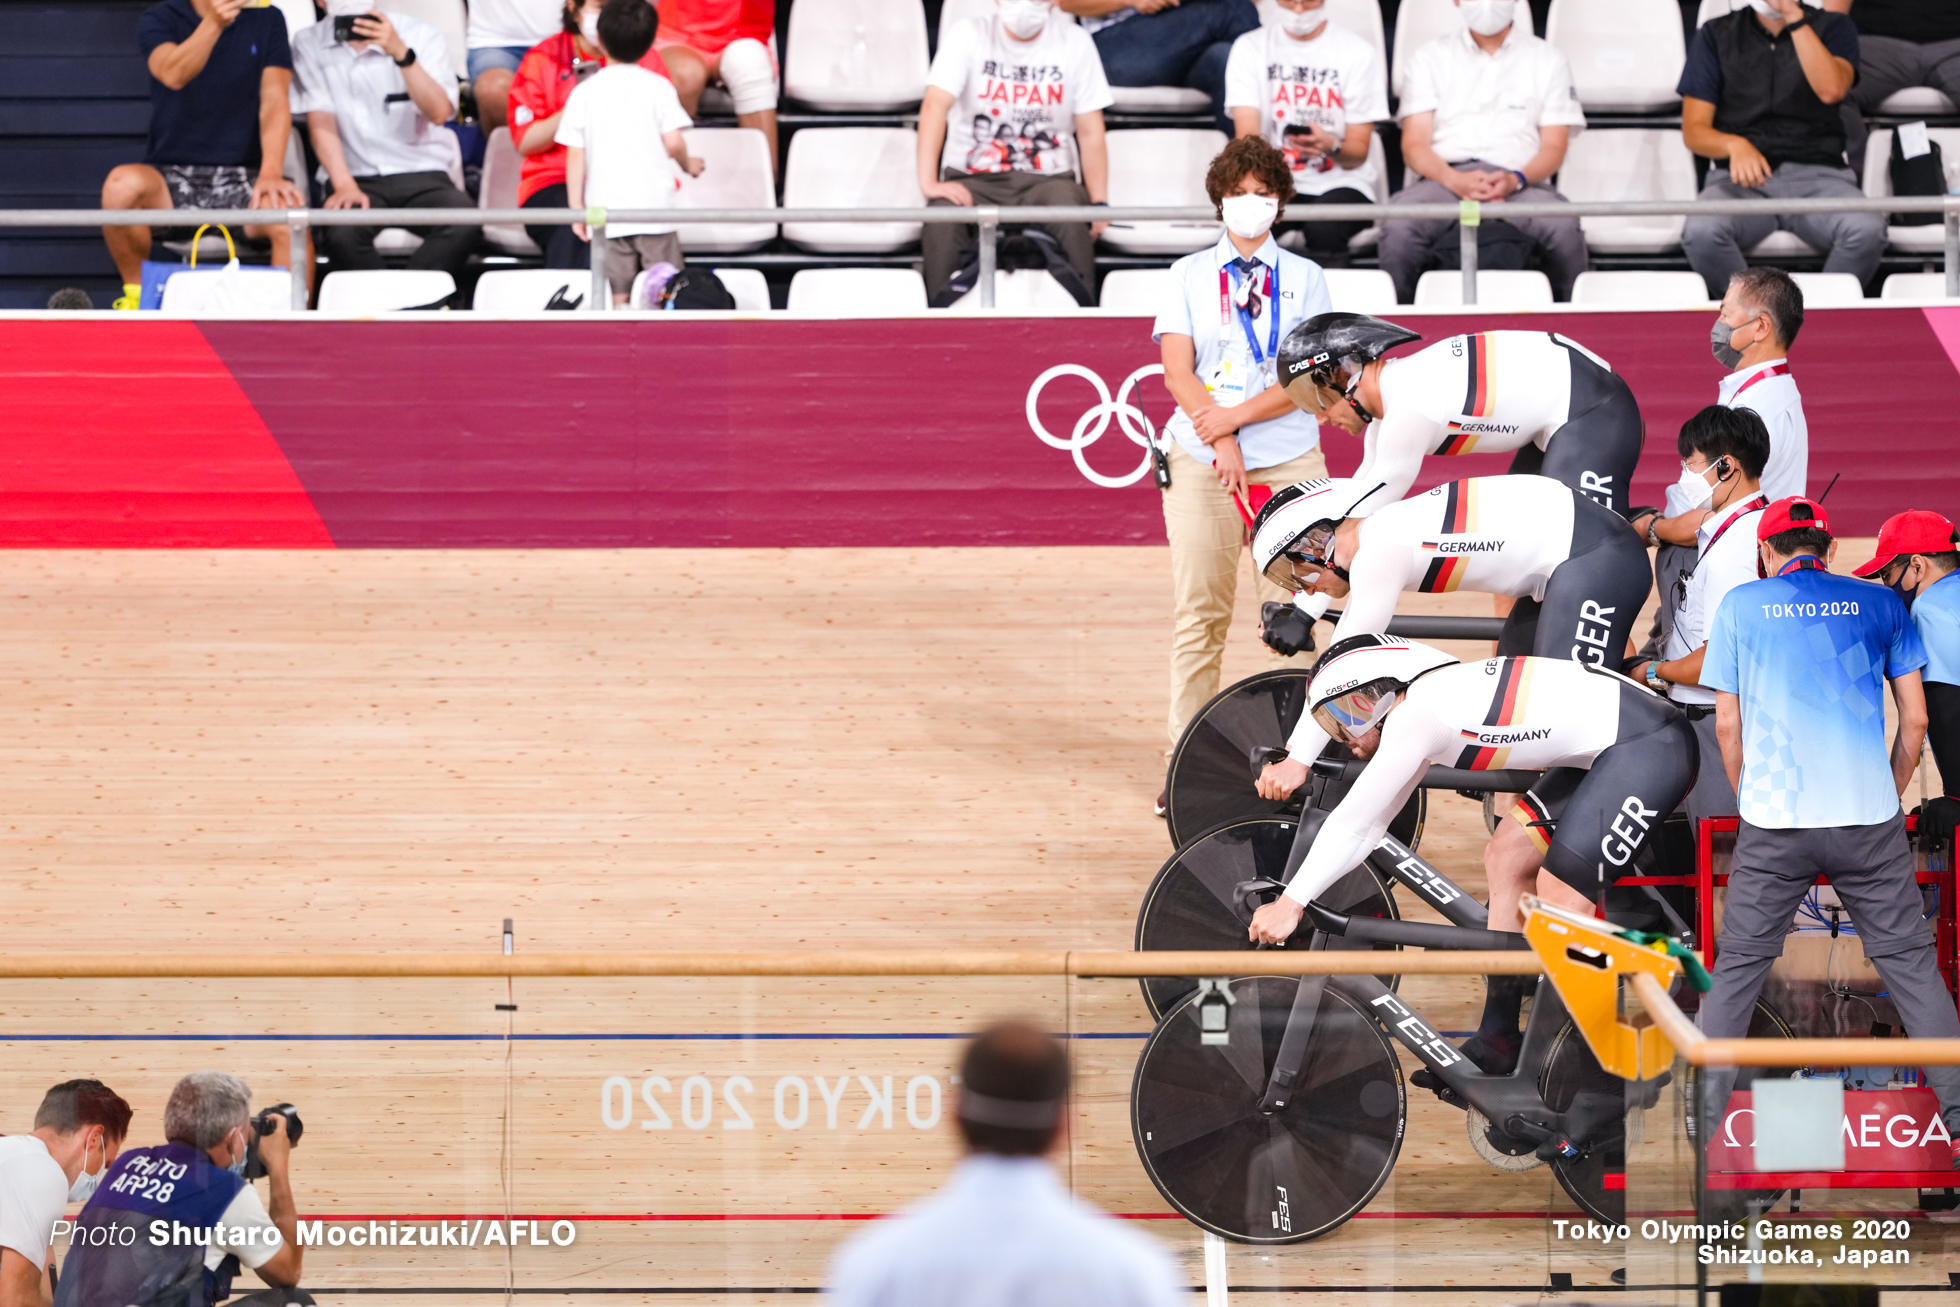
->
xmin=1519 ymin=895 xmax=1686 ymax=1082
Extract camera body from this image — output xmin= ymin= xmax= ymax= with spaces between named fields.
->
xmin=242 ymin=1103 xmax=303 ymax=1180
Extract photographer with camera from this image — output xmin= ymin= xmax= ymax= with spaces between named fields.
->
xmin=1 ymin=1081 xmax=132 ymax=1307
xmin=55 ymin=1074 xmax=305 ymax=1307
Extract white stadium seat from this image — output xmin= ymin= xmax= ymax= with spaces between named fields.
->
xmin=1878 ymin=87 xmax=1957 ymax=114
xmin=1863 ymin=127 xmax=1960 ymax=256
xmin=1412 ymin=269 xmax=1554 ymax=307
xmin=480 ymin=127 xmax=541 ymax=257
xmin=1747 ymin=231 xmax=1819 ymax=257
xmin=787 ymin=268 xmax=930 ymax=313
xmin=471 ymin=269 xmax=590 ymax=313
xmin=1257 ymin=0 xmax=1386 ymax=70
xmin=1788 ymin=271 xmax=1866 ymax=306
xmin=949 ymin=268 xmax=1083 ymax=312
xmin=1568 ymin=270 xmax=1712 ymax=307
xmin=624 ymin=267 xmax=773 ymax=311
xmin=1101 ymin=129 xmax=1228 ymax=256
xmin=1558 ymin=128 xmax=1696 ymax=254
xmin=1389 ymin=0 xmax=1463 ymax=100
xmin=785 ymin=0 xmax=929 ymax=111
xmin=782 ymin=128 xmax=925 ymax=253
xmin=676 ymin=128 xmax=778 ymax=253
xmin=1546 ymin=0 xmax=1683 ymax=112
xmin=1881 ymin=272 xmax=1956 ymax=300
xmin=1098 ymin=268 xmax=1169 ymax=314
xmin=1323 ymin=268 xmax=1397 ymax=313
xmin=317 ymin=270 xmax=456 ymax=313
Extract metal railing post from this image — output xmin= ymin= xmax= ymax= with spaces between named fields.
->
xmin=287 ymin=211 xmax=309 ymax=311
xmin=978 ymin=207 xmax=999 ymax=309
xmin=1459 ymin=200 xmax=1480 ymax=306
xmin=587 ymin=207 xmax=608 ymax=311
xmin=1946 ymin=205 xmax=1959 ymax=299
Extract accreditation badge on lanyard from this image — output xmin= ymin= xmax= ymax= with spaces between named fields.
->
xmin=1204 ymin=260 xmax=1280 ymax=409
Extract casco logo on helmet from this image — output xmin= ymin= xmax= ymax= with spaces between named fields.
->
xmin=1325 ymin=678 xmax=1365 ymax=696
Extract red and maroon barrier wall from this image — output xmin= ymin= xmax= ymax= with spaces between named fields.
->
xmin=3 ymin=309 xmax=1957 ymax=548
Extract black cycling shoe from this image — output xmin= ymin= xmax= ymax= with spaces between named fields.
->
xmin=1460 ymin=1031 xmax=1523 ymax=1077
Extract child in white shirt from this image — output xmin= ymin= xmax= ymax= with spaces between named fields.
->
xmin=558 ymin=0 xmax=703 ymax=305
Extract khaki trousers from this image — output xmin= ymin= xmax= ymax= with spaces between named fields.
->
xmin=1163 ymin=440 xmax=1328 ymax=748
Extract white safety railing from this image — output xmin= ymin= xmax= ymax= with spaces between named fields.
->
xmin=10 ymin=195 xmax=1959 ymax=311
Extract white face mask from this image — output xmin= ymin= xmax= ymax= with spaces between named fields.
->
xmin=1221 ymin=193 xmax=1279 ymax=240
xmin=325 ymin=0 xmax=370 ymax=16
xmin=1675 ymin=465 xmax=1715 ymax=510
xmin=1459 ymin=0 xmax=1514 ymax=36
xmin=68 ymin=1133 xmax=105 ymax=1204
xmin=1278 ymin=5 xmax=1326 ymax=37
xmin=579 ymin=11 xmax=600 ymax=44
xmin=999 ymin=0 xmax=1051 ymax=39
xmin=1745 ymin=0 xmax=1781 ymax=13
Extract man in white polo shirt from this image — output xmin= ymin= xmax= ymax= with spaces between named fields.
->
xmin=0 ymin=1080 xmax=131 ymax=1307
xmin=1378 ymin=0 xmax=1588 ymax=303
xmin=1634 ymin=267 xmax=1809 ymax=660
xmin=1634 ymin=406 xmax=1770 ymax=827
xmin=293 ymin=3 xmax=475 ymax=282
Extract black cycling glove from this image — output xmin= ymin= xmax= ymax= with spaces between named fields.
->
xmin=1917 ymin=796 xmax=1960 ymax=846
xmin=1261 ymin=601 xmax=1316 ymax=657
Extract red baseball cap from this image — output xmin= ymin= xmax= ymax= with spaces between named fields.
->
xmin=1853 ymin=509 xmax=1959 ymax=577
xmin=1756 ymin=496 xmax=1832 ymax=543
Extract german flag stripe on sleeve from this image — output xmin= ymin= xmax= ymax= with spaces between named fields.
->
xmin=1460 ymin=335 xmax=1482 ymax=416
xmin=1469 ymin=334 xmax=1495 ymax=416
xmin=1438 ymin=427 xmax=1479 ymax=455
xmin=1418 ymin=555 xmax=1463 ymax=593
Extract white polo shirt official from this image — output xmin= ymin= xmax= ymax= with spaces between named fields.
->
xmin=1395 ymin=24 xmax=1585 ymax=171
xmin=291 ymin=12 xmax=461 ymax=179
xmin=0 ymin=1136 xmax=70 ymax=1276
xmin=1152 ymin=231 xmax=1332 ymax=469
xmin=1663 ymin=494 xmax=1767 ymax=706
xmin=1720 ymin=358 xmax=1808 ymax=503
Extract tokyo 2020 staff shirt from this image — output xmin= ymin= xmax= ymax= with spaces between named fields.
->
xmin=1702 ymin=564 xmax=1927 ymax=829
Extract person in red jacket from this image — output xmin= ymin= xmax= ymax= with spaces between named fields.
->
xmin=508 ymin=0 xmax=673 ymax=268
xmin=655 ymin=0 xmax=779 ymax=175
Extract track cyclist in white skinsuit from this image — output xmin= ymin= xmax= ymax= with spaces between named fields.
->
xmin=1248 ymin=635 xmax=1694 ymax=1075
xmin=1272 ymin=313 xmax=1647 ymax=519
xmin=1246 ymin=473 xmax=1654 ymax=800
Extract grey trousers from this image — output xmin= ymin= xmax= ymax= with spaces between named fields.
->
xmin=1843 ymin=35 xmax=1960 ymax=174
xmin=1378 ymin=161 xmax=1589 ymax=303
xmin=922 ymin=169 xmax=1094 ymax=299
xmin=1682 ymin=709 xmax=1739 ymax=826
xmin=1699 ymin=815 xmax=1960 ymax=1131
xmin=1640 ymin=540 xmax=1695 ymax=663
xmin=1681 ymin=163 xmax=1885 ymax=300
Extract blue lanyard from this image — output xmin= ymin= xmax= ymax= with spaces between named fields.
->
xmin=1222 ymin=260 xmax=1280 ymax=365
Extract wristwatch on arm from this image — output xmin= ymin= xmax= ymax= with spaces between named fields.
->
xmin=394 ymin=47 xmax=417 ymax=66
xmin=1645 ymin=660 xmax=1667 ymax=692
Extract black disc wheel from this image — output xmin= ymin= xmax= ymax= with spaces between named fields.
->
xmin=1164 ymin=670 xmax=1426 ymax=850
xmin=1133 ymin=976 xmax=1405 ymax=1244
xmin=1134 ymin=816 xmax=1400 ymax=1019
xmin=1540 ymin=1016 xmax=1636 ymax=1225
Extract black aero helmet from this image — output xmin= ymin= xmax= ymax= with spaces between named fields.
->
xmin=1278 ymin=312 xmax=1423 ymax=415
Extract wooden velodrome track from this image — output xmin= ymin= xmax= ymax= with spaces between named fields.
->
xmin=3 ymin=540 xmax=1950 ymax=1306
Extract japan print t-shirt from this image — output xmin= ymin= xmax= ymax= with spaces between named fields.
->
xmin=929 ymin=13 xmax=1115 ymax=177
xmin=1223 ymin=20 xmax=1388 ymax=199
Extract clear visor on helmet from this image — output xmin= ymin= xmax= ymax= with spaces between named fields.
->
xmin=1261 ymin=523 xmax=1336 ymax=592
xmin=1311 ymin=684 xmax=1398 ymax=741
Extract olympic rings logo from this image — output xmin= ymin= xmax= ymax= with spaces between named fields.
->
xmin=1025 ymin=364 xmax=1167 ymax=489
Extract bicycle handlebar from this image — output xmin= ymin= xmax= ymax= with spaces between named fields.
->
xmin=1308 ymin=756 xmax=1543 ymax=794
xmin=1324 ymin=611 xmax=1509 ymax=642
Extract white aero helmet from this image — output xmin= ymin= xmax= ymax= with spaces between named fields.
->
xmin=1307 ymin=634 xmax=1460 ymax=739
xmin=1250 ymin=478 xmax=1384 ymax=592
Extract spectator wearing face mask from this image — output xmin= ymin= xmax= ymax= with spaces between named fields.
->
xmin=55 ymin=1073 xmax=303 ymax=1307
xmin=1380 ymin=0 xmax=1589 ymax=303
xmin=1677 ymin=0 xmax=1879 ymax=299
xmin=0 ymin=1081 xmax=131 ymax=1307
xmin=1056 ymin=0 xmax=1259 ymax=136
xmin=917 ymin=0 xmax=1114 ymax=306
xmin=292 ymin=4 xmax=478 ymax=283
xmin=509 ymin=0 xmax=674 ymax=269
xmin=1150 ymin=137 xmax=1333 ymax=812
xmin=1855 ymin=510 xmax=1960 ymax=855
xmin=1223 ymin=0 xmax=1387 ymax=266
